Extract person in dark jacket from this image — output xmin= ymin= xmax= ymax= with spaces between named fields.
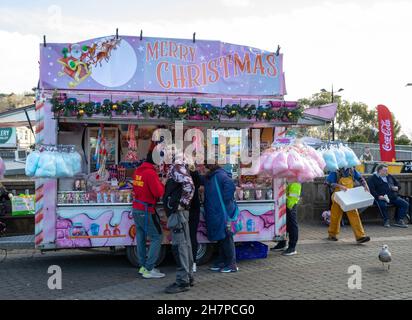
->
xmin=201 ymin=164 xmax=238 ymax=273
xmin=367 ymin=164 xmax=409 ymax=228
xmin=188 ymin=165 xmax=201 ymax=273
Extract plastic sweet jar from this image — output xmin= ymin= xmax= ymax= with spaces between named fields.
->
xmin=70 ymin=223 xmax=87 ymax=237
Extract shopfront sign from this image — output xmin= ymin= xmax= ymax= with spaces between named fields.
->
xmin=0 ymin=127 xmax=16 ymax=148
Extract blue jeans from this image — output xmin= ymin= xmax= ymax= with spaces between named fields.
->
xmin=376 ymin=197 xmax=409 ymax=222
xmin=133 ymin=209 xmax=163 ymax=271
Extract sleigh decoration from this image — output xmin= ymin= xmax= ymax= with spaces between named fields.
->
xmin=57 ymin=37 xmax=122 ymax=88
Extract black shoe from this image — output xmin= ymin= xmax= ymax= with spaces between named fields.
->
xmin=357 ymin=236 xmax=371 ymax=244
xmin=165 ymin=283 xmax=190 ymax=294
xmin=189 ymin=277 xmax=195 ymax=287
xmin=271 ymin=242 xmax=287 ymax=252
xmin=282 ymin=247 xmax=297 ymax=256
xmin=393 ymin=220 xmax=409 ymax=228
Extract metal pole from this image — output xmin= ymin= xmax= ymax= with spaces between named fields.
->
xmin=331 ymin=85 xmax=335 ymax=141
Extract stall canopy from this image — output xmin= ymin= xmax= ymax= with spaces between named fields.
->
xmin=0 ymin=105 xmax=35 ymax=128
xmin=303 ymin=103 xmax=338 ymax=121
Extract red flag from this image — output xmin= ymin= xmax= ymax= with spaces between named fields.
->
xmin=377 ymin=105 xmax=396 ymax=162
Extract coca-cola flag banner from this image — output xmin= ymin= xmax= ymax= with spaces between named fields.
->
xmin=377 ymin=104 xmax=396 ymax=162
xmin=40 ymin=35 xmax=285 ymax=96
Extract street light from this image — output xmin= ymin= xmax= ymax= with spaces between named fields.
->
xmin=320 ymin=85 xmax=344 ymax=141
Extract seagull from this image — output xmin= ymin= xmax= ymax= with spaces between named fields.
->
xmin=379 ymin=245 xmax=392 ymax=271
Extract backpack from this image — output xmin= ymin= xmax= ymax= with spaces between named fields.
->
xmin=214 ymin=176 xmax=242 ymax=235
xmin=163 ymin=178 xmax=183 ymax=217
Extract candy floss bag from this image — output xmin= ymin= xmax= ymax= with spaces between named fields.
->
xmin=25 ymin=150 xmax=40 ymax=177
xmin=262 ymin=151 xmax=276 ymax=174
xmin=297 ymin=158 xmax=316 ymax=183
xmin=343 ymin=146 xmax=361 ymax=168
xmin=332 ymin=146 xmax=348 ymax=169
xmin=55 ymin=152 xmax=72 ymax=178
xmin=36 ymin=151 xmax=57 ymax=178
xmin=287 ymin=149 xmax=305 ymax=172
xmin=64 ymin=147 xmax=82 ymax=175
xmin=322 ymin=149 xmax=339 ymax=172
xmin=272 ymin=151 xmax=289 ymax=176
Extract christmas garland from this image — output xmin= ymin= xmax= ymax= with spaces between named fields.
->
xmin=51 ymin=95 xmax=303 ymax=123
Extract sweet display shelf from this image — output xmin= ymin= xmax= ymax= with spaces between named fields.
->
xmin=58 ymin=200 xmax=275 ymax=207
xmin=58 ymin=203 xmax=133 ymax=207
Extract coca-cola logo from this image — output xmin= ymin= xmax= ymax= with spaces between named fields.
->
xmin=381 ymin=119 xmax=392 ymax=152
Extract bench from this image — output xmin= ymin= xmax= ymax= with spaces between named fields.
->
xmin=360 ymin=195 xmax=412 ymax=224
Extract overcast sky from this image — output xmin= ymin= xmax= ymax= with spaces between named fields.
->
xmin=1 ymin=0 xmax=412 ymax=135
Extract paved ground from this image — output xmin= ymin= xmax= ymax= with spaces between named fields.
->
xmin=1 ymin=222 xmax=412 ymax=300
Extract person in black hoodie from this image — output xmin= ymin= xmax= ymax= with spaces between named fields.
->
xmin=368 ymin=164 xmax=409 ymax=228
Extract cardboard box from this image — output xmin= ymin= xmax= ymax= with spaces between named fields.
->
xmin=334 ymin=187 xmax=374 ymax=212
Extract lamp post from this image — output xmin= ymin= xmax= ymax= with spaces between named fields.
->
xmin=320 ymin=85 xmax=344 ymax=141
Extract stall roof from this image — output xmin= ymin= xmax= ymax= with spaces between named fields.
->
xmin=303 ymin=103 xmax=338 ymax=121
xmin=4 ymin=160 xmax=26 ymax=176
xmin=0 ymin=105 xmax=35 ymax=128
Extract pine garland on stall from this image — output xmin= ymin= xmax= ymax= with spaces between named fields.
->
xmin=51 ymin=93 xmax=303 ymax=123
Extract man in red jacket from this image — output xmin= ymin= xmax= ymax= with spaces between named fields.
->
xmin=133 ymin=151 xmax=166 ymax=279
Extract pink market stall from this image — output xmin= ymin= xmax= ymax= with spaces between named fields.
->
xmin=30 ymin=34 xmax=323 ymax=266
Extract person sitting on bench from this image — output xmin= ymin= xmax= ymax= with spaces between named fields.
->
xmin=367 ymin=164 xmax=409 ymax=228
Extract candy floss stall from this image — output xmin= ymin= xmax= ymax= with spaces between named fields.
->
xmin=31 ymin=34 xmax=324 ymax=266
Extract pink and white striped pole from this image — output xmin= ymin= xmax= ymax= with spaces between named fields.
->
xmin=273 ymin=127 xmax=287 ymax=240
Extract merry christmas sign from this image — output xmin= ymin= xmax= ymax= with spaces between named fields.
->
xmin=40 ymin=36 xmax=285 ymax=96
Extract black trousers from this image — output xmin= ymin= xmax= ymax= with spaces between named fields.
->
xmin=279 ymin=205 xmax=299 ymax=250
xmin=214 ymin=232 xmax=236 ymax=267
xmin=189 ymin=207 xmax=200 ymax=263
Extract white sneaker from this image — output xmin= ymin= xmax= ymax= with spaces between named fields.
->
xmin=142 ymin=269 xmax=166 ymax=279
xmin=138 ymin=266 xmax=146 ymax=275
xmin=192 ymin=263 xmax=197 ymax=273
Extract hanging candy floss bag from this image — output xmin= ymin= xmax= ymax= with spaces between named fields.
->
xmin=25 ymin=151 xmax=40 ymax=177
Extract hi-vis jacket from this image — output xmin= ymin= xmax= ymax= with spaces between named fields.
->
xmin=287 ymin=182 xmax=302 ymax=210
